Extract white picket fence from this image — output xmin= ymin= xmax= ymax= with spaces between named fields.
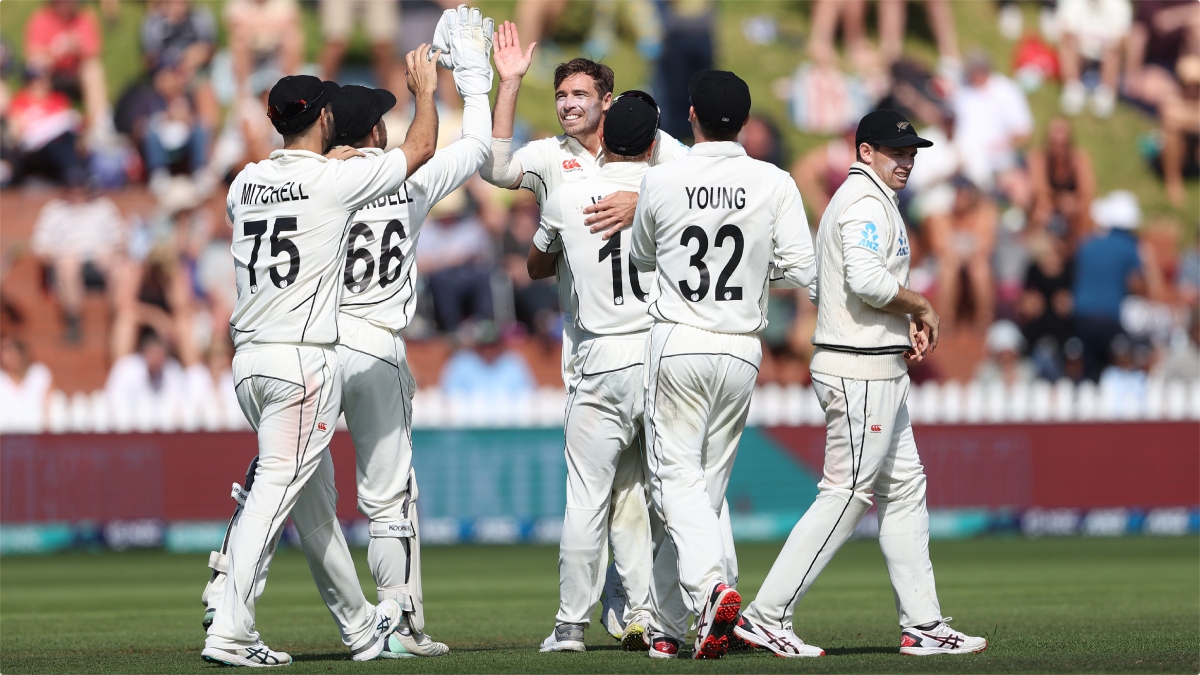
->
xmin=5 ymin=378 xmax=1199 ymax=435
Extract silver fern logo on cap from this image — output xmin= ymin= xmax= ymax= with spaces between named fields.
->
xmin=896 ymin=121 xmax=910 ymax=131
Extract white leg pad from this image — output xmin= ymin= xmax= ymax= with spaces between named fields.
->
xmin=208 ymin=551 xmax=230 ymax=574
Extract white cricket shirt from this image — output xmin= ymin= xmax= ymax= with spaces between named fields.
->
xmin=630 ymin=142 xmax=816 ymax=335
xmin=532 ymin=161 xmax=655 ymax=336
xmin=226 ymin=147 xmax=409 ymax=348
xmin=339 ymin=93 xmax=491 ymax=332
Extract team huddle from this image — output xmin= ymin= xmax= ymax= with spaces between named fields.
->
xmin=198 ymin=4 xmax=987 ymax=667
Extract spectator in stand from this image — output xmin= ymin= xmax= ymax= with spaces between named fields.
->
xmin=791 ymin=123 xmax=856 ymax=218
xmin=1027 ymin=117 xmax=1095 ymax=246
xmin=997 ymin=0 xmax=1061 ymax=43
xmin=654 ymin=0 xmax=715 ymax=140
xmin=952 ymin=51 xmax=1034 ymax=211
xmin=500 ymin=191 xmax=560 ymax=339
xmin=416 ymin=202 xmax=497 ymax=333
xmin=738 ymin=114 xmax=786 ymax=168
xmin=110 ymin=232 xmax=199 ymax=366
xmin=223 ymin=0 xmax=303 ymax=99
xmin=0 ymin=336 xmax=54 ymax=433
xmin=1122 ymin=0 xmax=1200 ymax=111
xmin=204 ymin=70 xmax=282 ymax=184
xmin=1072 ymin=191 xmax=1149 ymax=381
xmin=186 ymin=337 xmax=239 ymax=418
xmin=318 ymin=0 xmax=398 ymax=89
xmin=1017 ymin=233 xmax=1075 ymax=379
xmin=806 ymin=0 xmax=869 ymax=69
xmin=23 ymin=0 xmax=109 ymax=138
xmin=440 ymin=321 xmax=535 ymax=396
xmin=6 ymin=62 xmax=84 ymax=185
xmin=30 ymin=169 xmax=125 ymax=343
xmin=924 ymin=178 xmax=998 ymax=331
xmin=1056 ymin=0 xmax=1131 ymax=118
xmin=582 ymin=0 xmax=662 ymax=60
xmin=105 ymin=328 xmax=189 ymax=413
xmin=140 ymin=0 xmax=219 ymax=129
xmin=974 ymin=320 xmax=1038 ymax=387
xmin=1098 ymin=333 xmax=1149 ymax=417
xmin=1159 ymin=55 xmax=1200 ymax=207
xmin=143 ymin=58 xmax=210 ymax=187
xmin=1154 ymin=308 xmax=1200 ymax=384
xmin=878 ymin=0 xmax=961 ymax=78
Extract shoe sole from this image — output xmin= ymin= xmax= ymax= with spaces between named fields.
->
xmin=201 ymin=647 xmax=290 ymax=668
xmin=901 ymin=642 xmax=988 ymax=656
xmin=539 ymin=642 xmax=586 ymax=653
xmin=621 ymin=624 xmax=648 ymax=652
xmin=694 ymin=589 xmax=741 ymax=660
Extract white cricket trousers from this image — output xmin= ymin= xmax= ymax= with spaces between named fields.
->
xmin=643 ymin=322 xmax=759 ymax=640
xmin=335 ymin=315 xmax=428 ymax=629
xmin=557 ymin=333 xmax=655 ymax=627
xmin=743 ymin=372 xmax=942 ymax=630
xmin=207 ymin=345 xmax=375 ymax=651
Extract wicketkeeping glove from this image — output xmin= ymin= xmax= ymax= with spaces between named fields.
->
xmin=430 ymin=4 xmax=495 ymax=97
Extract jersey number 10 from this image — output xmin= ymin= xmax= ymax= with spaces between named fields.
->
xmin=598 ymin=234 xmax=647 ymax=306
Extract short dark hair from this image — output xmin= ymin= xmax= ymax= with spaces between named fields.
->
xmin=854 ymin=142 xmax=878 ymax=163
xmin=553 ymin=58 xmax=614 ymax=97
xmin=281 ymin=102 xmax=332 ymax=146
xmin=348 ymin=119 xmax=384 ymax=149
xmin=696 ymin=118 xmax=740 ymax=143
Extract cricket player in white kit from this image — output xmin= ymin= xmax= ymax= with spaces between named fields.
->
xmin=629 ymin=70 xmax=816 ymax=660
xmin=201 ymin=56 xmax=440 ymax=667
xmin=480 ymin=34 xmax=705 ymax=642
xmin=526 ymin=96 xmax=662 ymax=654
xmin=736 ymin=109 xmax=988 ymax=658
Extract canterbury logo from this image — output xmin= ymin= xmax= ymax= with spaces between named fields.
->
xmin=896 ymin=121 xmax=910 ymax=130
xmin=317 ymin=422 xmax=328 ymax=431
xmin=870 ymin=424 xmax=882 ymax=433
xmin=562 ymin=159 xmax=582 ymax=171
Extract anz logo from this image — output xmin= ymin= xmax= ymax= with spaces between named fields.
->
xmin=857 ymin=222 xmax=881 ymax=252
xmin=897 ymin=228 xmax=910 ymax=257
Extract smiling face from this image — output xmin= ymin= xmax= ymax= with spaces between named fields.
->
xmin=860 ymin=143 xmax=919 ymax=191
xmin=554 ymin=73 xmax=610 ymax=137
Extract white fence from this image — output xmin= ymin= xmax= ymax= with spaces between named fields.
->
xmin=4 ymin=378 xmax=1199 ymax=435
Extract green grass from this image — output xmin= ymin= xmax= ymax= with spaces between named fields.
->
xmin=2 ymin=537 xmax=1197 ymax=673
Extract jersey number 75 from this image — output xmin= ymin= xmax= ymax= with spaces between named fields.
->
xmin=245 ymin=217 xmax=300 ymax=293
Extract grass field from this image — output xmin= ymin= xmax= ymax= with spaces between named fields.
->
xmin=1 ymin=537 xmax=1197 ymax=673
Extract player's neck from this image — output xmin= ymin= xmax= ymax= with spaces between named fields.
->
xmin=572 ymin=130 xmax=603 ymax=157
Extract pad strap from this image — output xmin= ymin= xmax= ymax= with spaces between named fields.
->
xmin=378 ymin=586 xmax=415 ymax=612
xmin=230 ymin=483 xmax=248 ymax=506
xmin=208 ymin=551 xmax=229 ymax=574
xmin=369 ymin=520 xmax=415 ymax=538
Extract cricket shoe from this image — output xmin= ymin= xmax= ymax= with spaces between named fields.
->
xmin=350 ymin=599 xmax=402 ymax=662
xmin=900 ymin=618 xmax=987 ymax=656
xmin=382 ymin=617 xmax=450 ymax=658
xmin=201 ymin=643 xmax=291 ymax=667
xmin=693 ymin=583 xmax=740 ymax=660
xmin=648 ymin=632 xmax=680 ymax=659
xmin=201 ymin=607 xmax=215 ymax=631
xmin=599 ymin=568 xmax=627 ymax=640
xmin=621 ymin=611 xmax=651 ymax=651
xmin=539 ymin=623 xmax=586 ymax=652
xmin=731 ymin=615 xmax=824 ymax=657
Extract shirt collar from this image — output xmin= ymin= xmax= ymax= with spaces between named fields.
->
xmin=688 ymin=141 xmax=746 ymax=158
xmin=561 ymin=134 xmax=603 ymax=161
xmin=848 ymin=161 xmax=898 ymax=202
xmin=598 ymin=160 xmax=650 ymax=179
xmin=360 ymin=147 xmax=385 ymax=156
xmin=269 ymin=148 xmax=329 ymax=162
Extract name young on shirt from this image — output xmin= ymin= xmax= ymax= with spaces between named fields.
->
xmin=240 ymin=182 xmax=310 ymax=205
xmin=685 ymin=186 xmax=746 ymax=210
xmin=359 ymin=183 xmax=415 ymax=211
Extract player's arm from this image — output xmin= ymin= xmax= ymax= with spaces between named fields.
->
xmin=527 ymin=192 xmax=563 ymax=279
xmin=397 ymin=44 xmax=441 ymax=176
xmin=768 ymin=178 xmax=817 ymax=289
xmin=629 ymin=174 xmax=658 ymax=273
xmin=479 ymin=20 xmax=535 ymax=190
xmin=584 ymin=133 xmax=679 ymax=239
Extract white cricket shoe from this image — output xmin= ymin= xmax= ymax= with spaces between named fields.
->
xmin=350 ymin=599 xmax=402 ymax=662
xmin=539 ymin=623 xmax=586 ymax=652
xmin=201 ymin=643 xmax=292 ymax=667
xmin=731 ymin=615 xmax=825 ymax=658
xmin=648 ymin=632 xmax=681 ymax=659
xmin=382 ymin=616 xmax=450 ymax=658
xmin=621 ymin=611 xmax=651 ymax=651
xmin=900 ymin=618 xmax=988 ymax=656
xmin=599 ymin=567 xmax=627 ymax=640
xmin=693 ymin=583 xmax=740 ymax=660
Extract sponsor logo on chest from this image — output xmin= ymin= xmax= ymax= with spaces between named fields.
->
xmin=562 ymin=158 xmax=583 ymax=173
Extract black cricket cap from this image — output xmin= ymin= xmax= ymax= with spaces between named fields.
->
xmin=333 ymin=85 xmax=397 ymax=144
xmin=267 ymin=75 xmax=340 ymax=135
xmin=688 ymin=70 xmax=751 ymax=131
xmin=854 ymin=109 xmax=933 ymax=149
xmin=604 ymin=97 xmax=658 ymax=156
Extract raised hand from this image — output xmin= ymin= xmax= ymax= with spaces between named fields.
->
xmin=492 ymin=20 xmax=536 ymax=84
xmin=405 ymin=44 xmax=442 ymax=98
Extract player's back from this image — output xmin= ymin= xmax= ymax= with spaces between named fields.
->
xmin=632 ymin=143 xmax=797 ymax=335
xmin=547 ymin=163 xmax=655 ymax=336
xmin=228 ymin=148 xmax=409 ymax=348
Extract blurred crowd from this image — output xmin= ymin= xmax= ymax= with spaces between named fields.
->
xmin=0 ymin=0 xmax=1197 ymax=416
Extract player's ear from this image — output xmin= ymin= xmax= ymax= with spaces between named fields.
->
xmin=601 ymin=92 xmax=613 ymax=109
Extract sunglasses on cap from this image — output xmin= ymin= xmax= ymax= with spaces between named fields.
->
xmin=267 ymin=88 xmax=327 ymax=122
xmin=614 ymin=89 xmax=661 ymax=128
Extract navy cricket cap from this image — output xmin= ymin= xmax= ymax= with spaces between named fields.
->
xmin=267 ymin=75 xmax=340 ymax=135
xmin=688 ymin=70 xmax=751 ymax=131
xmin=855 ymin=109 xmax=933 ymax=149
xmin=333 ymin=85 xmax=398 ymax=144
xmin=604 ymin=96 xmax=658 ymax=156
